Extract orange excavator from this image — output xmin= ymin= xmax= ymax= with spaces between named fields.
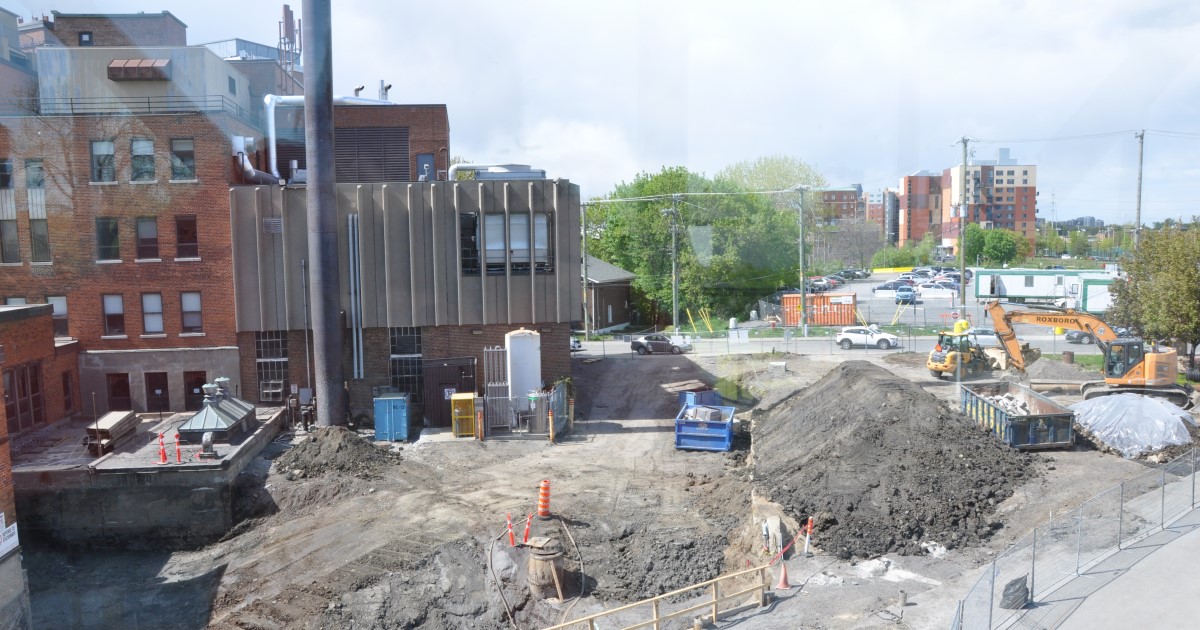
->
xmin=986 ymin=300 xmax=1194 ymax=409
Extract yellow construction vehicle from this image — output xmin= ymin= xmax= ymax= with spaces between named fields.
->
xmin=986 ymin=300 xmax=1194 ymax=408
xmin=927 ymin=320 xmax=994 ymax=379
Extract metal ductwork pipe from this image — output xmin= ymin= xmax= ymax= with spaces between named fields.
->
xmin=263 ymin=93 xmax=393 ymax=179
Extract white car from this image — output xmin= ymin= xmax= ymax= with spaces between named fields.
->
xmin=835 ymin=326 xmax=899 ymax=350
xmin=570 ymin=337 xmax=582 ymax=352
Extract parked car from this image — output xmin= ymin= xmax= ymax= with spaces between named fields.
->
xmin=808 ymin=277 xmax=832 ymax=291
xmin=570 ymin=337 xmax=583 ymax=352
xmin=1066 ymin=327 xmax=1132 ymax=344
xmin=630 ymin=334 xmax=691 ymax=355
xmin=873 ymin=281 xmax=904 ymax=292
xmin=895 ymin=286 xmax=917 ymax=304
xmin=965 ymin=326 xmax=998 ymax=341
xmin=835 ymin=326 xmax=899 ymax=350
xmin=933 ymin=281 xmax=960 ymax=292
xmin=839 ymin=269 xmax=868 ymax=279
xmin=823 ymin=276 xmax=845 ymax=288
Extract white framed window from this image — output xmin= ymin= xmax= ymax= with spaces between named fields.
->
xmin=102 ymin=294 xmax=124 ymax=335
xmin=170 ymin=139 xmax=195 ymax=180
xmin=91 ymin=140 xmax=115 ymax=182
xmin=142 ymin=293 xmax=163 ymax=334
xmin=131 ymin=138 xmax=155 ymax=182
xmin=181 ymin=291 xmax=202 ymax=332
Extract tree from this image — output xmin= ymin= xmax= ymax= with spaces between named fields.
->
xmin=963 ymin=224 xmax=986 ymax=265
xmin=982 ymin=229 xmax=1019 ymax=265
xmin=1110 ymin=228 xmax=1200 ymax=367
xmin=449 ymin=155 xmax=476 ymax=180
xmin=871 ymin=244 xmax=915 ymax=268
xmin=1068 ymin=230 xmax=1090 ymax=257
xmin=589 ymin=165 xmax=803 ymax=324
xmin=716 ymin=155 xmax=826 ymax=195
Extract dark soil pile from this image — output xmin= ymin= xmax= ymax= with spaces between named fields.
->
xmin=274 ymin=426 xmax=400 ymax=479
xmin=752 ymin=361 xmax=1034 ymax=559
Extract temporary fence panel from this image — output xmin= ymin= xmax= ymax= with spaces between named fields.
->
xmin=483 ymin=347 xmax=511 ymax=434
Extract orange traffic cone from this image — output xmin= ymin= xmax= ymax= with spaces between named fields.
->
xmin=775 ymin=562 xmax=792 ymax=590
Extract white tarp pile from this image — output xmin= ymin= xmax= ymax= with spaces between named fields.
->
xmin=1070 ymin=393 xmax=1196 ymax=458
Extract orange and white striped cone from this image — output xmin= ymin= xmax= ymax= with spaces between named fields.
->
xmin=775 ymin=562 xmax=792 ymax=590
xmin=156 ymin=433 xmax=168 ymax=465
xmin=537 ymin=480 xmax=551 ymax=520
xmin=522 ymin=513 xmax=532 ymax=544
xmin=802 ymin=516 xmax=815 ymax=556
xmin=506 ymin=512 xmax=516 ymax=547
xmin=174 ymin=433 xmax=183 ymax=464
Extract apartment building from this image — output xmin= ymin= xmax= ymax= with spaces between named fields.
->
xmin=817 ymin=185 xmax=864 ymax=222
xmin=896 ymin=171 xmax=942 ymax=247
xmin=941 ymin=148 xmax=1038 ymax=251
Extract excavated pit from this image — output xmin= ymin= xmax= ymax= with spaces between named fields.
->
xmin=752 ymin=361 xmax=1035 ymax=559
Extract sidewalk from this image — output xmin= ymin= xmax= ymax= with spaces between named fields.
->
xmin=1007 ymin=508 xmax=1200 ymax=629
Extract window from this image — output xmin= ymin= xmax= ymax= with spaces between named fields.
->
xmin=170 ymin=139 xmax=195 ymax=180
xmin=181 ymin=291 xmax=202 ymax=332
xmin=4 ymin=361 xmax=44 ymax=434
xmin=389 ymin=327 xmax=423 ymax=404
xmin=0 ymin=216 xmax=17 ymax=263
xmin=78 ymin=31 xmax=93 ymax=46
xmin=131 ymin=138 xmax=155 ymax=181
xmin=481 ymin=212 xmax=553 ymax=274
xmin=141 ymin=293 xmax=163 ymax=334
xmin=96 ymin=218 xmax=119 ymax=260
xmin=255 ymin=331 xmax=288 ymax=402
xmin=30 ymin=218 xmax=48 ymax=262
xmin=5 ymin=297 xmax=25 ymax=305
xmin=136 ymin=217 xmax=158 ymax=259
xmin=91 ymin=140 xmax=115 ymax=182
xmin=0 ymin=159 xmax=12 ymax=188
xmin=460 ymin=213 xmax=480 ymax=274
xmin=102 ymin=294 xmax=125 ymax=335
xmin=47 ymin=296 xmax=67 ymax=336
xmin=25 ymin=158 xmax=44 ymax=189
xmin=228 ymin=76 xmax=237 ymax=95
xmin=175 ymin=215 xmax=198 ymax=258
xmin=1024 ymin=276 xmax=1035 ymax=288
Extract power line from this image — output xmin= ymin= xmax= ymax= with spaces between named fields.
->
xmin=973 ymin=130 xmax=1136 ymax=143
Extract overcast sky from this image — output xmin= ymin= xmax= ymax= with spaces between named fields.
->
xmin=15 ymin=1 xmax=1200 ymax=224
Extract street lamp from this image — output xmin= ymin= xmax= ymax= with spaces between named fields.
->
xmin=662 ymin=194 xmax=681 ymax=332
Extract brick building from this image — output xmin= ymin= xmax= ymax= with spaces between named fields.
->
xmin=0 ymin=304 xmax=74 ymax=628
xmin=941 ymin=148 xmax=1039 ymax=253
xmin=896 ymin=171 xmax=943 ymax=247
xmin=817 ymin=185 xmax=864 ymax=222
xmin=49 ymin=10 xmax=187 ymax=48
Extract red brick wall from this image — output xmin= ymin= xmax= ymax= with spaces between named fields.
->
xmin=0 ymin=308 xmax=77 ymax=521
xmin=421 ymin=323 xmax=572 ymax=393
xmin=52 ymin=12 xmax=188 ymax=47
xmin=0 ymin=112 xmax=253 ymax=351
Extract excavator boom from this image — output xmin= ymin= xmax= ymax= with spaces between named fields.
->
xmin=985 ymin=301 xmax=1117 ymax=372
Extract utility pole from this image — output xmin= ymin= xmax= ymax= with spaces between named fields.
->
xmin=581 ymin=203 xmax=590 ymax=341
xmin=670 ymin=194 xmax=680 ymax=332
xmin=1134 ymin=130 xmax=1144 ymax=249
xmin=958 ymin=136 xmax=969 ymax=307
xmin=795 ymin=186 xmax=810 ymax=337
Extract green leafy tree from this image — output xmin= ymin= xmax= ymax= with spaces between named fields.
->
xmin=871 ymin=245 xmax=915 ymax=268
xmin=982 ymin=229 xmax=1019 ymax=265
xmin=1110 ymin=228 xmax=1200 ymax=367
xmin=963 ymin=223 xmax=986 ymax=265
xmin=1068 ymin=230 xmax=1090 ymax=257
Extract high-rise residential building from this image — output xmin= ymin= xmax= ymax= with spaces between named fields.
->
xmin=940 ymin=148 xmax=1038 ymax=252
xmin=865 ymin=189 xmax=899 ymax=244
xmin=896 ymin=171 xmax=942 ymax=247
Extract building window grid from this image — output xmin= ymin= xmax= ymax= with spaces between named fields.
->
xmin=176 ymin=215 xmax=198 ymax=258
xmin=96 ymin=217 xmax=119 ymax=260
xmin=25 ymin=158 xmax=43 ymax=189
xmin=91 ymin=140 xmax=116 ymax=182
xmin=181 ymin=291 xmax=202 ymax=332
xmin=47 ymin=295 xmax=68 ymax=336
xmin=170 ymin=139 xmax=196 ymax=180
xmin=141 ymin=293 xmax=163 ymax=334
xmin=255 ymin=331 xmax=288 ymax=401
xmin=102 ymin=294 xmax=125 ymax=335
xmin=389 ymin=327 xmax=423 ymax=404
xmin=0 ymin=159 xmax=12 ymax=188
xmin=0 ymin=218 xmax=17 ymax=263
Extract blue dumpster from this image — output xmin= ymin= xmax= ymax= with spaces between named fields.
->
xmin=677 ymin=387 xmax=722 ymax=408
xmin=374 ymin=393 xmax=410 ymax=441
xmin=674 ymin=404 xmax=736 ymax=452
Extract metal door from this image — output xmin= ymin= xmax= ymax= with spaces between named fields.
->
xmin=421 ymin=357 xmax=476 ymax=427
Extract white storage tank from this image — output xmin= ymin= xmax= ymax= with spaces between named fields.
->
xmin=505 ymin=329 xmax=542 ymax=409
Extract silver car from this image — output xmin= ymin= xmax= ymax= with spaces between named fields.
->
xmin=630 ymin=334 xmax=691 ymax=355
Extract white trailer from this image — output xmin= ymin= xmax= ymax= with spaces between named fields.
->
xmin=974 ymin=268 xmax=1116 ymax=308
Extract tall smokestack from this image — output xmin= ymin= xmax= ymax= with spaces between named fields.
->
xmin=302 ymin=0 xmax=344 ymax=426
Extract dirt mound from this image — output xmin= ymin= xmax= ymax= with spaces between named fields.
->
xmin=752 ymin=361 xmax=1034 ymax=559
xmin=1026 ymin=358 xmax=1099 ymax=382
xmin=274 ymin=426 xmax=400 ymax=479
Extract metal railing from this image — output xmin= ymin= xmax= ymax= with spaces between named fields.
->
xmin=951 ymin=447 xmax=1199 ymax=629
xmin=0 ymin=95 xmax=259 ymax=125
xmin=545 ymin=563 xmax=772 ymax=630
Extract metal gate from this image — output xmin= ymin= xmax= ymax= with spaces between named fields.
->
xmin=483 ymin=346 xmax=512 ymax=434
xmin=420 ymin=357 xmax=477 ymax=427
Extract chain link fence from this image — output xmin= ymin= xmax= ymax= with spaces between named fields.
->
xmin=952 ymin=448 xmax=1198 ymax=629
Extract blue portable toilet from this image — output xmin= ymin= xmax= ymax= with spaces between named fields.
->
xmin=374 ymin=393 xmax=410 ymax=441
